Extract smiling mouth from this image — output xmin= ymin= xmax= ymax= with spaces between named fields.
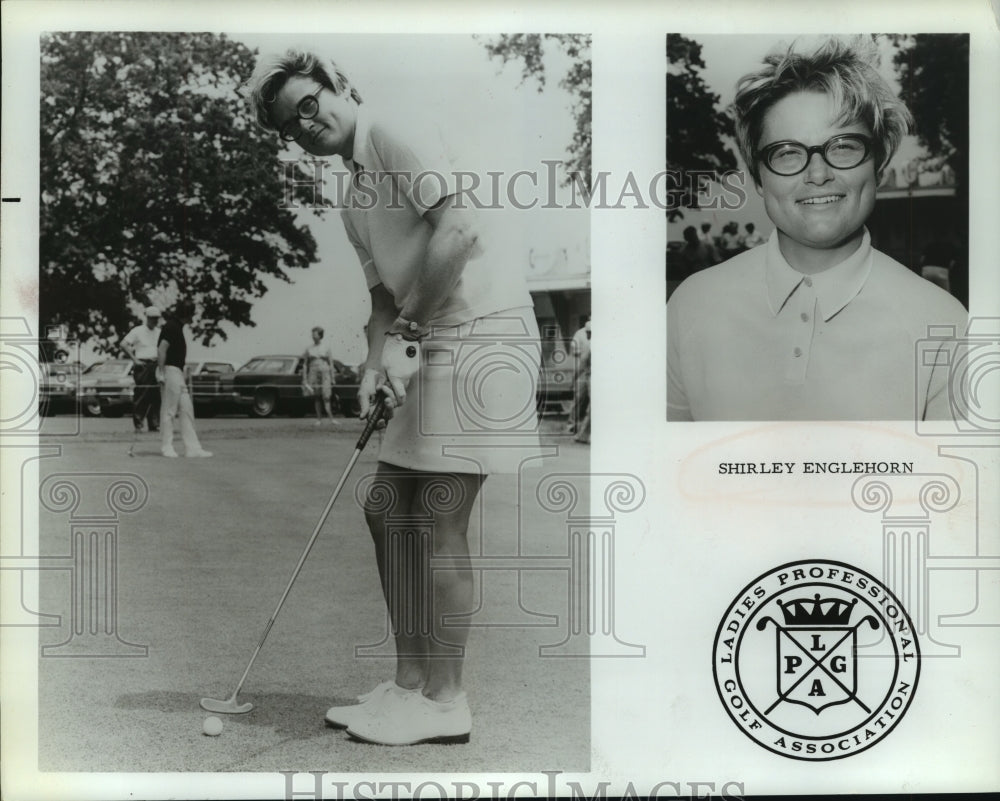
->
xmin=797 ymin=194 xmax=845 ymax=205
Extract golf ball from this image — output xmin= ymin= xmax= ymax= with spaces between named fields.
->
xmin=202 ymin=716 xmax=223 ymax=736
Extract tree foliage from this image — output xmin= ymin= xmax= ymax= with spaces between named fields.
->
xmin=480 ymin=34 xmax=591 ymax=189
xmin=890 ymin=33 xmax=969 ymax=197
xmin=666 ymin=34 xmax=738 ymax=221
xmin=40 ymin=32 xmax=319 ymax=351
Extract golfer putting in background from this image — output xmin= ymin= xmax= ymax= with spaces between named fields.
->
xmin=157 ymin=301 xmax=212 ymax=458
xmin=247 ymin=50 xmax=541 ymax=746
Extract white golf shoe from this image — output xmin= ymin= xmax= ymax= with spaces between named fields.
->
xmin=324 ymin=681 xmax=415 ymax=729
xmin=347 ymin=690 xmax=472 ymax=746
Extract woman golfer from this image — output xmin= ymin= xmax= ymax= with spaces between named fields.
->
xmin=667 ymin=35 xmax=966 ymax=421
xmin=248 ymin=50 xmax=541 ymax=745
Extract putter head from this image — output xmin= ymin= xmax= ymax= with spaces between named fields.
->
xmin=200 ymin=696 xmax=253 ymax=715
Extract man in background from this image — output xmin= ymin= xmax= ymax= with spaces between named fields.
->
xmin=572 ymin=323 xmax=592 ymax=445
xmin=684 ymin=225 xmax=720 ymax=272
xmin=741 ymin=221 xmax=765 ymax=249
xmin=120 ymin=305 xmax=162 ymax=433
xmin=568 ymin=315 xmax=591 ymax=436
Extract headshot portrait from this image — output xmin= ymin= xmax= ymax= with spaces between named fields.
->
xmin=666 ymin=34 xmax=969 ymax=422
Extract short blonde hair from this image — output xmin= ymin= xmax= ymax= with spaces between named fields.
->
xmin=733 ymin=36 xmax=912 ymax=183
xmin=245 ymin=49 xmax=363 ymax=131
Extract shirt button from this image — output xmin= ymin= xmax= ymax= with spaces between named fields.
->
xmin=804 ymin=277 xmax=813 ymax=287
xmin=801 ymin=312 xmax=810 ymax=322
xmin=793 ymin=347 xmax=803 ymax=358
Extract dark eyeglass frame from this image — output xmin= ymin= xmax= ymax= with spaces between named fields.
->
xmin=756 ymin=134 xmax=874 ymax=177
xmin=278 ymin=87 xmax=324 ymax=142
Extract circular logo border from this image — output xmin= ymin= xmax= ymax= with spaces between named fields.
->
xmin=712 ymin=558 xmax=921 ymax=761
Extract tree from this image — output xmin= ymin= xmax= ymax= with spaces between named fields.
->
xmin=891 ymin=34 xmax=969 ymax=198
xmin=890 ymin=33 xmax=969 ymax=306
xmin=40 ymin=32 xmax=319 ymax=352
xmin=479 ymin=34 xmax=591 ymax=190
xmin=666 ymin=34 xmax=738 ymax=222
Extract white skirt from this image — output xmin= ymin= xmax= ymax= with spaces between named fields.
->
xmin=378 ymin=306 xmax=544 ymax=475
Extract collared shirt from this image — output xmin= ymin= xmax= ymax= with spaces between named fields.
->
xmin=122 ymin=323 xmax=161 ymax=360
xmin=667 ymin=229 xmax=968 ymax=421
xmin=340 ymin=104 xmax=531 ymax=328
xmin=571 ymin=326 xmax=591 ymax=374
xmin=158 ymin=319 xmax=186 ymax=369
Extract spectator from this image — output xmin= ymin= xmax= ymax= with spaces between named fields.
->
xmin=572 ymin=324 xmax=592 ymax=444
xmin=677 ymin=225 xmax=720 ymax=278
xmin=119 ymin=305 xmax=162 ymax=433
xmin=719 ymin=221 xmax=744 ymax=260
xmin=303 ymin=326 xmax=339 ymax=425
xmin=568 ymin=316 xmax=592 ymax=435
xmin=741 ymin=222 xmax=766 ymax=249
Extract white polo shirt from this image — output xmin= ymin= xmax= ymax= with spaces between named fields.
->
xmin=340 ymin=104 xmax=531 ymax=327
xmin=667 ymin=230 xmax=968 ymax=421
xmin=121 ymin=323 xmax=161 ymax=360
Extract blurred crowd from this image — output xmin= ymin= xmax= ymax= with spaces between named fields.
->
xmin=673 ymin=221 xmax=767 ymax=279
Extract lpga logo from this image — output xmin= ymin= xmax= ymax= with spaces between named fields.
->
xmin=713 ymin=560 xmax=920 ymax=760
xmin=755 ymin=594 xmax=879 ymax=716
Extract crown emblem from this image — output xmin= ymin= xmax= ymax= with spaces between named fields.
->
xmin=776 ymin=594 xmax=857 ymax=626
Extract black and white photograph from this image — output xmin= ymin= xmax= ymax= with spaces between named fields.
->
xmin=7 ymin=18 xmax=596 ymax=786
xmin=3 ymin=2 xmax=1000 ymax=800
xmin=666 ymin=33 xmax=970 ymax=422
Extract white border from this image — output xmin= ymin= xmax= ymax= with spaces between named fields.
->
xmin=3 ymin=1 xmax=999 ymax=798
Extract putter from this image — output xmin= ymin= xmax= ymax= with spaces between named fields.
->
xmin=200 ymin=395 xmax=387 ymax=715
xmin=127 ymin=426 xmax=140 ymax=457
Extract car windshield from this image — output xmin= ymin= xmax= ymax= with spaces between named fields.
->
xmin=46 ymin=364 xmax=80 ymax=377
xmin=85 ymin=362 xmax=129 ymax=374
xmin=238 ymin=357 xmax=296 ymax=374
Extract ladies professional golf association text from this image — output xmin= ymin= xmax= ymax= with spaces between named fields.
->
xmin=278 ymin=772 xmax=747 ymax=799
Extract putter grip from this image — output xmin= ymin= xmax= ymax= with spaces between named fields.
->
xmin=356 ymin=394 xmax=387 ymax=451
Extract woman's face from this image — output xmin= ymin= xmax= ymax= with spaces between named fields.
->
xmin=754 ymin=91 xmax=877 ymax=269
xmin=271 ymin=75 xmax=357 ymax=159
xmin=311 ymin=329 xmax=322 ymax=343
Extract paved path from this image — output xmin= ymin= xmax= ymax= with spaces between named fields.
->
xmin=35 ymin=416 xmax=591 ymax=774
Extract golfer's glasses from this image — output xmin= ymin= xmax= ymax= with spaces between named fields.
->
xmin=757 ymin=134 xmax=873 ymax=177
xmin=279 ymin=87 xmax=324 ymax=142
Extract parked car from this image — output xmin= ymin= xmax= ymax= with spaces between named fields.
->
xmin=185 ymin=360 xmax=236 ymax=379
xmin=185 ymin=360 xmax=235 ymax=408
xmin=38 ymin=362 xmax=83 ymax=416
xmin=76 ymin=359 xmax=135 ymax=417
xmin=536 ymin=347 xmax=577 ymax=413
xmin=190 ymin=355 xmax=360 ymax=418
